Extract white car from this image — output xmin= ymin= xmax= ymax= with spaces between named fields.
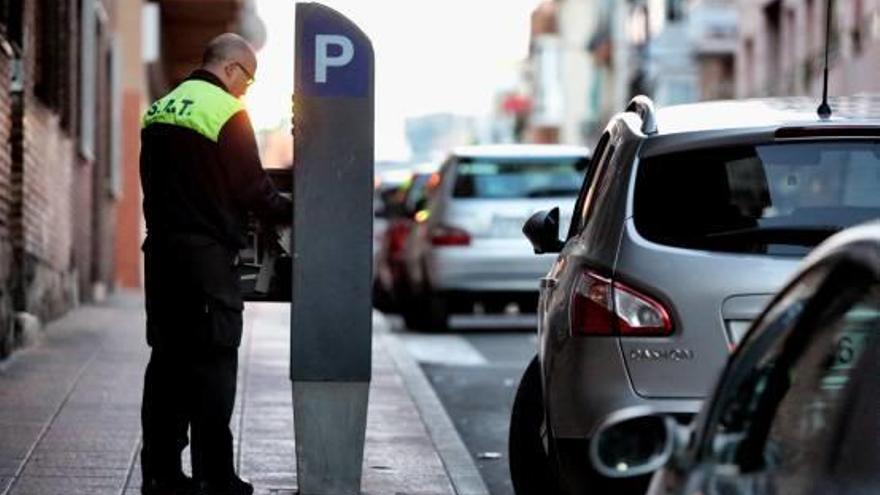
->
xmin=401 ymin=144 xmax=590 ymax=330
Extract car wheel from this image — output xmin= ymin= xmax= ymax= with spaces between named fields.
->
xmin=372 ymin=279 xmax=395 ymax=313
xmin=510 ymin=358 xmax=651 ymax=495
xmin=425 ymin=293 xmax=449 ymax=332
xmin=509 ymin=356 xmax=560 ymax=495
xmin=401 ymin=299 xmax=428 ymax=330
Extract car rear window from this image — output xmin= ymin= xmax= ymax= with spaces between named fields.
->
xmin=451 ymin=157 xmax=586 ymax=199
xmin=635 ymin=140 xmax=880 ymax=256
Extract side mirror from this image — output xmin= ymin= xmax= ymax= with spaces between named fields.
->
xmin=589 ymin=413 xmax=677 ymax=479
xmin=413 ymin=196 xmax=428 ymax=216
xmin=523 ymin=208 xmax=565 ymax=254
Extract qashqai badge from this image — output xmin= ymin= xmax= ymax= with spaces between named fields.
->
xmin=630 ymin=348 xmax=695 ymax=362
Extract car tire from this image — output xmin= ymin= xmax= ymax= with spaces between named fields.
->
xmin=425 ymin=293 xmax=449 ymax=332
xmin=372 ymin=279 xmax=395 ymax=313
xmin=510 ymin=358 xmax=651 ymax=495
xmin=509 ymin=356 xmax=560 ymax=495
xmin=401 ymin=300 xmax=427 ymax=330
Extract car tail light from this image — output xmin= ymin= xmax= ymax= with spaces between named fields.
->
xmin=430 ymin=224 xmax=471 ymax=247
xmin=571 ymin=272 xmax=615 ymax=335
xmin=571 ymin=270 xmax=673 ymax=337
xmin=387 ymin=223 xmax=411 ymax=259
xmin=613 ymin=283 xmax=673 ymax=336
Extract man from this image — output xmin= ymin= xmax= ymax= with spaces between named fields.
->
xmin=139 ymin=33 xmax=291 ymax=495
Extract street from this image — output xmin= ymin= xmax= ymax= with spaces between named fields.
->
xmin=385 ymin=313 xmax=538 ymax=495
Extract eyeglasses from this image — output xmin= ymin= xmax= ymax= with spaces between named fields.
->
xmin=233 ymin=62 xmax=255 ymax=86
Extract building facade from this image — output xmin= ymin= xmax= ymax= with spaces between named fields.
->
xmin=522 ymin=0 xmax=738 ymax=146
xmin=0 ymin=0 xmax=125 ymax=357
xmin=0 ymin=0 xmax=261 ymax=358
xmin=737 ymin=0 xmax=880 ymax=98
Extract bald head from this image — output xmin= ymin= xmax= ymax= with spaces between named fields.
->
xmin=201 ymin=33 xmax=258 ymax=97
xmin=202 ymin=33 xmax=255 ymax=66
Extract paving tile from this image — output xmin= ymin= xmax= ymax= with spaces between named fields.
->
xmin=0 ymin=294 xmax=458 ymax=495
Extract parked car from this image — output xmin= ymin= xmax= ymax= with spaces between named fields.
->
xmin=590 ymin=221 xmax=880 ymax=495
xmin=373 ymin=167 xmax=412 ymax=271
xmin=510 ymin=95 xmax=880 ymax=494
xmin=401 ymin=144 xmax=590 ymax=330
xmin=373 ymin=163 xmax=440 ymax=311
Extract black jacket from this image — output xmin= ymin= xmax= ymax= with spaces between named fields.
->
xmin=140 ymin=70 xmax=291 ymax=250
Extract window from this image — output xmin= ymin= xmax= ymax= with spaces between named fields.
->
xmin=666 ymin=0 xmax=685 ymax=22
xmin=764 ymin=1 xmax=782 ymax=94
xmin=697 ymin=266 xmax=879 ymax=494
xmin=634 ymin=140 xmax=880 ymax=256
xmin=743 ymin=38 xmax=755 ymax=95
xmin=0 ymin=0 xmax=24 ymax=49
xmin=759 ymin=287 xmax=880 ymax=493
xmin=852 ymin=0 xmax=865 ymax=55
xmin=451 ymin=157 xmax=585 ymax=200
xmin=35 ymin=0 xmax=75 ymax=130
xmin=568 ymin=133 xmax=611 ymax=238
xmin=79 ymin=0 xmax=97 ymax=158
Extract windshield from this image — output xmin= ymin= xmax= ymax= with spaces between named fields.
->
xmin=452 ymin=157 xmax=586 ymax=199
xmin=635 ymin=140 xmax=880 ymax=256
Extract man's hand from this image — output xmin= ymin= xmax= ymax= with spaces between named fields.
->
xmin=277 ymin=226 xmax=292 ymax=256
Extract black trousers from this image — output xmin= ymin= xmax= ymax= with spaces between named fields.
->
xmin=140 ymin=236 xmax=244 ymax=484
xmin=141 ymin=344 xmax=238 ymax=483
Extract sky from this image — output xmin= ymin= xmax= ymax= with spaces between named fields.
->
xmin=246 ymin=0 xmax=544 ymax=161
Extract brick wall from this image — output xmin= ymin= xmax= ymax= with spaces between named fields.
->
xmin=18 ymin=102 xmax=77 ymax=320
xmin=0 ymin=48 xmax=13 ymax=355
xmin=0 ymin=0 xmax=137 ymax=359
xmin=9 ymin=0 xmax=78 ymax=323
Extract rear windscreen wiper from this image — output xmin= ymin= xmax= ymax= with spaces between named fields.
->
xmin=526 ymin=187 xmax=580 ymax=198
xmin=705 ymin=225 xmax=843 ymax=246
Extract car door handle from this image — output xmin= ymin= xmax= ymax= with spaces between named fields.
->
xmin=540 ymin=277 xmax=557 ymax=289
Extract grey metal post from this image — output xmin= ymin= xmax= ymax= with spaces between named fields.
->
xmin=291 ymin=3 xmax=374 ymax=494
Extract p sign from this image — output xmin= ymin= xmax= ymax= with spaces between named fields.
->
xmin=315 ymin=35 xmax=353 ymax=83
xmin=299 ymin=7 xmax=370 ymax=98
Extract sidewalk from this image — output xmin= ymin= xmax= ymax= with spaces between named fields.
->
xmin=0 ymin=293 xmax=487 ymax=495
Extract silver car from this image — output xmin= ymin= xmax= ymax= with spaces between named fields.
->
xmin=401 ymin=144 xmax=590 ymax=330
xmin=510 ymin=95 xmax=880 ymax=494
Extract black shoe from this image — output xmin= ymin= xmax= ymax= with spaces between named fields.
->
xmin=196 ymin=477 xmax=253 ymax=495
xmin=142 ymin=474 xmax=196 ymax=495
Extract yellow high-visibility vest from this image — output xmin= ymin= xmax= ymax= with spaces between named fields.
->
xmin=142 ymin=79 xmax=244 ymax=143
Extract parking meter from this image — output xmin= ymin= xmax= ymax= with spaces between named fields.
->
xmin=291 ymin=4 xmax=374 ymax=494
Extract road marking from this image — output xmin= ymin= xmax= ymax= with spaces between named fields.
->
xmin=400 ymin=335 xmax=489 ymax=367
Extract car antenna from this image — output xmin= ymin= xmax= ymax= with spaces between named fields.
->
xmin=817 ymin=0 xmax=833 ymax=119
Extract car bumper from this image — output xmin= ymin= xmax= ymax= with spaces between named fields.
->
xmin=426 ymin=240 xmax=557 ymax=292
xmin=544 ymin=337 xmax=702 ymax=440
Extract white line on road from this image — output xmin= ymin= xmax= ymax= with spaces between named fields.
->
xmin=399 ymin=334 xmax=489 ymax=367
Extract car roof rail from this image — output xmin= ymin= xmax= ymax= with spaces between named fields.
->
xmin=625 ymin=95 xmax=658 ymax=135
